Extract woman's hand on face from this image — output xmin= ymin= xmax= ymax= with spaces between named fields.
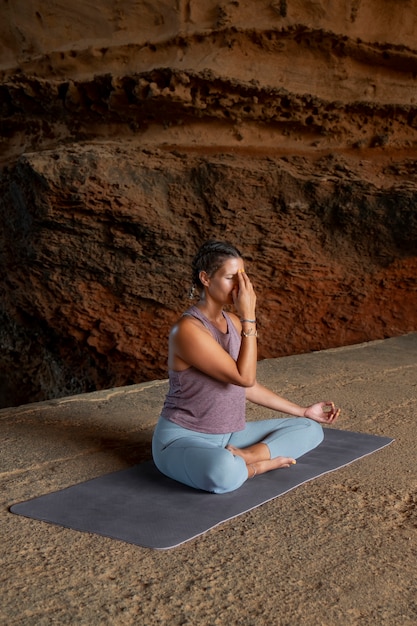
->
xmin=232 ymin=270 xmax=257 ymax=320
xmin=304 ymin=402 xmax=341 ymax=424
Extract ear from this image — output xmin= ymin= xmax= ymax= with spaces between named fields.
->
xmin=199 ymin=271 xmax=210 ymax=287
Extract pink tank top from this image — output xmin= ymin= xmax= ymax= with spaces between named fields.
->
xmin=161 ymin=306 xmax=246 ymax=434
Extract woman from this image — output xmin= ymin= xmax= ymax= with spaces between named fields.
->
xmin=152 ymin=240 xmax=340 ymax=493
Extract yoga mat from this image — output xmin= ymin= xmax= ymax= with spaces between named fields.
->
xmin=10 ymin=429 xmax=393 ymax=550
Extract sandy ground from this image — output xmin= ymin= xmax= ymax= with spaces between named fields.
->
xmin=1 ymin=333 xmax=417 ymax=625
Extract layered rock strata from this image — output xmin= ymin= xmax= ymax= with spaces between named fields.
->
xmin=0 ymin=0 xmax=416 ymax=406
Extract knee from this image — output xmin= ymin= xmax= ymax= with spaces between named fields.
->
xmin=202 ymin=453 xmax=246 ymax=494
xmin=303 ymin=417 xmax=324 ymax=446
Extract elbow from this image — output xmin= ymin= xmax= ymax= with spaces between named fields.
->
xmin=240 ymin=375 xmax=256 ymax=388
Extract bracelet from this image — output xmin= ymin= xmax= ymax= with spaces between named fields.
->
xmin=240 ymin=318 xmax=256 ymax=324
xmin=241 ymin=329 xmax=258 ymax=338
xmin=250 ymin=464 xmax=257 ymax=478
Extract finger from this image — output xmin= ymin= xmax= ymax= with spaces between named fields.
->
xmin=239 ymin=268 xmax=253 ymax=282
xmin=328 ymin=409 xmax=340 ymax=423
xmin=238 ymin=269 xmax=250 ymax=286
xmin=236 ymin=270 xmax=246 ymax=288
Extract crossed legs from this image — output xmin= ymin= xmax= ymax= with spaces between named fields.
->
xmin=152 ymin=416 xmax=324 ymax=494
xmin=226 ymin=417 xmax=324 ymax=480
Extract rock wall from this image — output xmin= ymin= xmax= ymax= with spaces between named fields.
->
xmin=1 ymin=0 xmax=417 ymax=407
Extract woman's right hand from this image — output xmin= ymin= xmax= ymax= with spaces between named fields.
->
xmin=232 ymin=270 xmax=257 ymax=321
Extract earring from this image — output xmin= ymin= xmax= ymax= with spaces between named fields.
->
xmin=188 ymin=285 xmax=198 ymax=299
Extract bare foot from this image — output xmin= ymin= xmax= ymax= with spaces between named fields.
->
xmin=226 ymin=442 xmax=270 ymax=464
xmin=227 ymin=443 xmax=296 ymax=479
xmin=249 ymin=456 xmax=297 ymax=479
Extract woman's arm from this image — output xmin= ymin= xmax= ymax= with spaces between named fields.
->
xmin=245 ymin=381 xmax=306 ymax=415
xmin=171 ymin=270 xmax=257 ymax=387
xmin=170 ymin=315 xmax=257 ymax=387
xmin=246 ymin=381 xmax=340 ymax=424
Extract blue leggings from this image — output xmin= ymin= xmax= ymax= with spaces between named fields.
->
xmin=152 ymin=416 xmax=324 ymax=494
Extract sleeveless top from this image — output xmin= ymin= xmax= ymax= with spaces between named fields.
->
xmin=160 ymin=305 xmax=246 ymax=434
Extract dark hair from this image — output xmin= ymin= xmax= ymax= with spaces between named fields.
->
xmin=191 ymin=240 xmax=242 ymax=290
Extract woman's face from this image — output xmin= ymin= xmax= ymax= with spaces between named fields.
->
xmin=201 ymin=256 xmax=245 ymax=304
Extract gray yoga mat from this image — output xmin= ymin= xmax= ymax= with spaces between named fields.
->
xmin=10 ymin=428 xmax=393 ymax=550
